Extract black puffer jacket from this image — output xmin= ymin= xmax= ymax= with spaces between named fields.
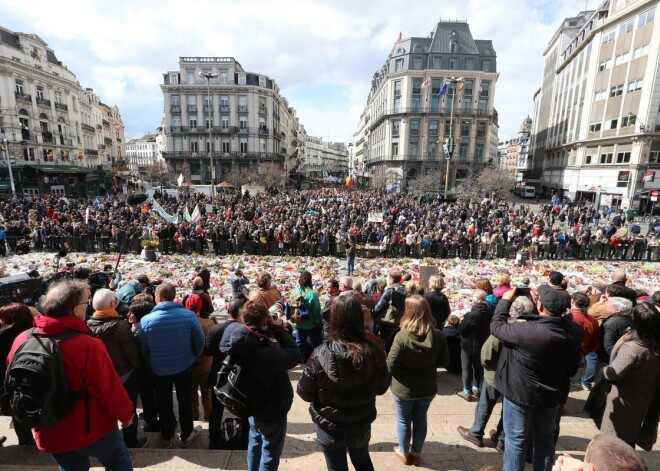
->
xmin=456 ymin=302 xmax=491 ymax=355
xmin=87 ymin=314 xmax=143 ymax=377
xmin=297 ymin=340 xmax=391 ymax=433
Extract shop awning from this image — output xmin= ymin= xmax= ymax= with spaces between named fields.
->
xmin=24 ymin=164 xmax=92 ymax=174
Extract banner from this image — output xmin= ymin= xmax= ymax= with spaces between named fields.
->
xmin=183 ymin=207 xmax=191 ymax=222
xmin=368 ymin=212 xmax=384 ymax=223
xmin=150 ymin=199 xmax=179 ymax=223
xmin=190 ymin=204 xmax=201 ymax=223
xmin=643 ymin=171 xmax=655 ymax=183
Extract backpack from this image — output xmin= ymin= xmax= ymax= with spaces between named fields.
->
xmin=378 ymin=289 xmax=406 ymax=326
xmin=2 ymin=328 xmax=85 ymax=430
xmin=287 ymin=288 xmax=311 ymax=324
xmin=184 ymin=293 xmax=203 ymax=314
xmin=213 ymin=355 xmax=264 ymax=419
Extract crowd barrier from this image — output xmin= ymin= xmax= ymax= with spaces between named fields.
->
xmin=2 ymin=235 xmax=659 ymax=262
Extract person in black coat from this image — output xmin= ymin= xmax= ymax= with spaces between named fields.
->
xmin=441 ymin=316 xmax=462 ymax=374
xmin=456 ymin=290 xmax=491 ymax=401
xmin=424 ymin=275 xmax=451 ymax=328
xmin=298 ymin=296 xmax=391 ymax=471
xmin=204 ymin=297 xmax=245 ymax=449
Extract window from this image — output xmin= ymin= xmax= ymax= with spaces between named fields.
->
xmin=431 ymin=79 xmax=442 ymax=95
xmin=633 ymin=43 xmax=649 ymax=59
xmin=463 ymin=79 xmax=474 ymax=96
xmin=238 ymin=74 xmax=246 ymax=85
xmin=638 ymin=7 xmax=656 ymax=27
xmin=395 ymin=59 xmax=404 ymax=71
xmin=621 ymin=115 xmax=636 ymax=127
xmin=610 ymin=84 xmax=623 ymax=97
xmin=617 ymin=170 xmax=630 ymax=187
xmin=650 ymin=150 xmax=660 ymax=163
xmin=391 ymin=142 xmax=399 ymax=156
xmin=460 ymin=120 xmax=471 ymax=137
xmin=171 ymin=94 xmax=180 ymax=106
xmin=477 ymin=121 xmax=486 ymax=137
xmin=392 ymin=120 xmax=400 ymax=136
xmin=410 ymin=119 xmax=420 ymax=135
xmin=169 ymin=73 xmax=178 ymax=84
xmin=411 ymin=97 xmax=421 ymax=112
xmin=589 ymin=122 xmax=602 ymax=132
xmin=393 ymin=97 xmax=401 ymax=113
xmin=220 ymin=95 xmax=229 ymax=108
xmin=466 ymin=57 xmax=475 ymax=70
xmin=220 ymin=71 xmax=228 ymax=84
xmin=482 ymin=60 xmax=491 ymax=72
xmin=187 ymin=95 xmax=197 ymax=106
xmin=481 ymin=81 xmax=490 ymax=97
xmin=602 ymin=28 xmax=616 ymax=43
xmin=186 ymin=69 xmax=195 ymax=84
xmin=393 ymin=80 xmax=401 ymax=96
xmin=616 ymin=152 xmax=631 ymax=163
xmin=594 ymin=89 xmax=607 ymax=101
xmin=619 ymin=18 xmax=634 ymax=36
xmin=15 ymin=79 xmax=24 ymax=95
xmin=600 ymin=153 xmax=613 ymax=164
xmin=189 ymin=117 xmax=197 ymax=128
xmin=614 ymin=51 xmax=629 ymax=66
xmin=430 ymin=96 xmax=440 ymax=112
xmin=449 ymin=58 xmax=458 ymax=70
xmin=54 ymin=90 xmax=62 ymax=104
xmin=598 ymin=59 xmax=612 ymax=71
xmin=429 ymin=119 xmax=439 ymax=135
xmin=412 ymin=78 xmax=422 ymax=95
xmin=36 ymin=86 xmax=44 ymax=100
xmin=239 ymin=138 xmax=247 ymax=153
xmin=450 ymin=41 xmax=458 ymax=53
xmin=585 ymin=154 xmax=594 ymax=164
xmin=239 ymin=116 xmax=247 ymax=130
xmin=238 ymin=95 xmax=247 ymax=109
xmin=459 ymin=144 xmax=468 ymax=159
xmin=476 ymin=144 xmax=484 ymax=161
xmin=432 ymin=56 xmax=442 ymax=69
xmin=220 ymin=115 xmax=229 ymax=128
xmin=627 ymin=78 xmax=642 ymax=92
xmin=190 ymin=139 xmax=198 ymax=152
xmin=221 ymin=139 xmax=230 ymax=153
xmin=259 ymin=138 xmax=266 ymax=152
xmin=413 ymin=57 xmax=423 ymax=70
xmin=259 ymin=77 xmax=266 ymax=87
xmin=409 ymin=142 xmax=418 ymax=157
xmin=606 ymin=118 xmax=618 ymax=129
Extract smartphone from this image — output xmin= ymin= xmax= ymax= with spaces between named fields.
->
xmin=515 ymin=287 xmax=530 ymax=296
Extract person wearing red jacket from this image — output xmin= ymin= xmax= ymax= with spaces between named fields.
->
xmin=7 ymin=280 xmax=134 ymax=471
xmin=569 ymin=292 xmax=601 ymax=358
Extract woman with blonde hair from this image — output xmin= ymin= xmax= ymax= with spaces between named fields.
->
xmin=424 ymin=275 xmax=451 ymax=329
xmin=387 ymin=295 xmax=449 ymax=465
xmin=493 ymin=272 xmax=512 ymax=299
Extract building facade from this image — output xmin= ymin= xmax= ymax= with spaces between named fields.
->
xmin=160 ymin=57 xmax=299 ymax=185
xmin=0 ymin=26 xmax=124 ymax=197
xmin=529 ymin=0 xmax=660 ymax=213
xmin=126 ymin=133 xmax=158 ymax=176
xmin=499 ymin=116 xmax=532 ymax=176
xmin=355 ymin=20 xmax=499 ymax=191
xmin=301 ymin=135 xmax=348 ymax=178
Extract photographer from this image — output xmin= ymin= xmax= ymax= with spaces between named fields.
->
xmin=116 ymin=274 xmax=150 ymax=305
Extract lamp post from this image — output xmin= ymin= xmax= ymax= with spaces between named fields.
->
xmin=443 ymin=77 xmax=463 ymax=199
xmin=199 ymin=71 xmax=218 ymax=198
xmin=1 ymin=138 xmax=16 ymax=197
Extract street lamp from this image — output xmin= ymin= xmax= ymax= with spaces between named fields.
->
xmin=199 ymin=71 xmax=218 ymax=198
xmin=1 ymin=138 xmax=16 ymax=197
xmin=443 ymin=77 xmax=464 ymax=199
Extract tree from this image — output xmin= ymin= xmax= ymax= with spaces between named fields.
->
xmin=259 ymin=161 xmax=287 ymax=187
xmin=146 ymin=161 xmax=171 ymax=188
xmin=477 ymin=167 xmax=516 ymax=201
xmin=410 ymin=170 xmax=442 ymax=195
xmin=224 ymin=166 xmax=256 ymax=187
xmin=455 ymin=173 xmax=481 ymax=203
xmin=370 ymin=166 xmax=387 ymax=189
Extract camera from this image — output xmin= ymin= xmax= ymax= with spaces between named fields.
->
xmin=515 ymin=286 xmax=530 ymax=296
xmin=144 ymin=279 xmax=163 ymax=296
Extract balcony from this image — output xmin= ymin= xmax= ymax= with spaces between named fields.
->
xmin=203 ymin=105 xmax=213 ymax=112
xmin=54 ymin=102 xmax=68 ymax=111
xmin=104 ymin=137 xmax=113 ymax=144
xmin=15 ymin=92 xmax=31 ymax=102
xmin=259 ymin=105 xmax=267 ymax=114
xmin=116 ymin=137 xmax=122 ymax=142
xmin=237 ymin=105 xmax=248 ymax=112
xmin=85 ymin=149 xmax=99 ymax=156
xmin=59 ymin=135 xmax=73 ymax=146
xmin=98 ymin=144 xmax=105 ymax=150
xmin=42 ymin=131 xmax=54 ymax=143
xmin=186 ymin=104 xmax=197 ymax=112
xmin=220 ymin=104 xmax=229 ymax=111
xmin=170 ymin=104 xmax=181 ymax=112
xmin=81 ymin=123 xmax=96 ymax=133
xmin=238 ymin=126 xmax=248 ymax=134
xmin=36 ymin=97 xmax=51 ymax=107
xmin=196 ymin=126 xmax=208 ymax=133
xmin=102 ymin=119 xmax=110 ymax=127
xmin=259 ymin=126 xmax=269 ymax=135
xmin=96 ymin=124 xmax=102 ymax=130
xmin=162 ymin=151 xmax=284 ymax=161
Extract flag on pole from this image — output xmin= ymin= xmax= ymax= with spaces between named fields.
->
xmin=438 ymin=83 xmax=448 ymax=96
xmin=421 ymin=78 xmax=431 ymax=88
xmin=183 ymin=206 xmax=192 ymax=222
xmin=396 ymin=31 xmax=403 ymax=42
xmin=191 ymin=205 xmax=201 ymax=223
xmin=177 ymin=173 xmax=184 ymax=187
xmin=458 ymin=83 xmax=464 ymax=92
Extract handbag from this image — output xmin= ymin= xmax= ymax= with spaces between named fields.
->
xmin=217 ymin=417 xmax=249 ymax=450
xmin=583 ymin=377 xmax=612 ymax=428
xmin=213 ymin=356 xmax=254 ymax=419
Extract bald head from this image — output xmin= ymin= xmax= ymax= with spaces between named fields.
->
xmin=613 ymin=270 xmax=627 ymax=284
xmin=192 ymin=276 xmax=204 ymax=289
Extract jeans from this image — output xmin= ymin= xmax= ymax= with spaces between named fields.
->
xmin=247 ymin=416 xmax=287 ymax=471
xmin=580 ymin=352 xmax=605 ymax=386
xmin=51 ymin=426 xmax=133 ymax=471
xmin=316 ymin=424 xmax=374 ymax=471
xmin=154 ymin=367 xmax=194 ymax=441
xmin=347 ymin=256 xmax=355 ymax=275
xmin=470 ymin=382 xmax=504 ymax=444
xmin=503 ymin=397 xmax=558 ymax=471
xmin=391 ymin=393 xmax=434 ymax=455
xmin=461 ymin=349 xmax=483 ymax=391
xmin=296 ymin=326 xmax=323 ymax=363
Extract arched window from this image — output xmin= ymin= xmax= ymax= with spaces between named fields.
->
xmin=450 ymin=41 xmax=458 ymax=53
xmin=18 ymin=109 xmax=30 ymax=140
xmin=57 ymin=117 xmax=67 ymax=144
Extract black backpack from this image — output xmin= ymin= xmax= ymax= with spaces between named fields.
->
xmin=213 ymin=355 xmax=264 ymax=419
xmin=2 ymin=328 xmax=85 ymax=430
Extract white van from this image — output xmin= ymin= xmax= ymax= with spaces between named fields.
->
xmin=522 ymin=186 xmax=536 ymax=199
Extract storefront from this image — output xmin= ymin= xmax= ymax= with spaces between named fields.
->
xmin=21 ymin=165 xmax=94 ymax=197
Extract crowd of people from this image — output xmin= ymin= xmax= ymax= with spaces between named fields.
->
xmin=1 ymin=259 xmax=657 ymax=471
xmin=1 ymin=188 xmax=659 ymax=262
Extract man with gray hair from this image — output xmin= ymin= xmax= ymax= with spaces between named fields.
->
xmin=458 ymin=296 xmax=535 ymax=451
xmin=87 ymin=289 xmax=147 ymax=448
xmin=598 ymin=296 xmax=633 ymax=362
xmin=456 ymin=289 xmax=491 ymax=401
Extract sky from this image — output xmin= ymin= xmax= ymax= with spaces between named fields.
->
xmin=1 ymin=0 xmax=587 ymax=143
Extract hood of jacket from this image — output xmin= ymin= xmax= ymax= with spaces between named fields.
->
xmin=397 ymin=329 xmax=435 ymax=351
xmin=219 ymin=322 xmax=269 ymax=355
xmin=390 ymin=283 xmax=407 ymax=297
xmin=35 ymin=314 xmax=89 ymax=336
xmin=87 ymin=315 xmax=124 ymax=335
xmin=316 ymin=341 xmax=377 ymax=386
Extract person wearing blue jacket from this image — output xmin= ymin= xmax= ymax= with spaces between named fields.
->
xmin=138 ymin=283 xmax=205 ymax=449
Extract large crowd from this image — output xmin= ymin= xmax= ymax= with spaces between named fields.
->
xmin=0 ymin=188 xmax=659 ymax=261
xmin=1 ymin=257 xmax=657 ymax=471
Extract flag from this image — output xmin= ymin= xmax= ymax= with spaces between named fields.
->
xmin=62 ymin=151 xmax=69 ymax=161
xmin=396 ymin=31 xmax=402 ymax=42
xmin=177 ymin=173 xmax=184 ymax=187
xmin=458 ymin=83 xmax=464 ymax=92
xmin=78 ymin=152 xmax=84 ymax=160
xmin=438 ymin=83 xmax=448 ymax=96
xmin=85 ymin=207 xmax=89 ymax=225
xmin=183 ymin=206 xmax=192 ymax=222
xmin=333 ymin=188 xmax=339 ymax=196
xmin=191 ymin=204 xmax=201 ymax=223
xmin=421 ymin=78 xmax=431 ymax=88
xmin=479 ymin=83 xmax=483 ymax=93
xmin=643 ymin=171 xmax=655 ymax=182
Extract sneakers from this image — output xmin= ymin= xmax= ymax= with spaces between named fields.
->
xmin=162 ymin=438 xmax=173 ymax=449
xmin=180 ymin=425 xmax=202 ymax=448
xmin=572 ymin=380 xmax=591 ymax=391
xmin=455 ymin=389 xmax=473 ymax=402
xmin=392 ymin=445 xmax=412 ymax=465
xmin=457 ymin=426 xmax=483 ymax=447
xmin=472 ymin=387 xmax=481 ymax=399
xmin=136 ymin=437 xmax=150 ymax=449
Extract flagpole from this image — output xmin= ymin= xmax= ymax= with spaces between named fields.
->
xmin=444 ymin=77 xmax=463 ymax=199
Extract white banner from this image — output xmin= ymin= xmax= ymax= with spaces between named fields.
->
xmin=368 ymin=212 xmax=384 ymax=223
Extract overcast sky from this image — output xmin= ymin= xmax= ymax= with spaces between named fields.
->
xmin=2 ymin=0 xmax=585 ymax=143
